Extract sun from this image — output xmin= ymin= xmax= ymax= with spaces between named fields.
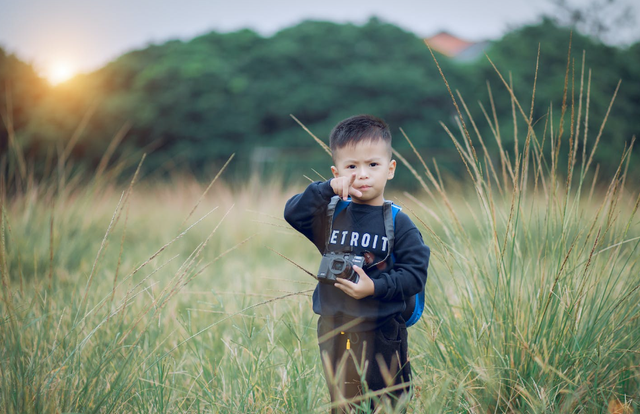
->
xmin=46 ymin=61 xmax=76 ymax=85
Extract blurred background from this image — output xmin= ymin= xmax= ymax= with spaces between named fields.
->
xmin=2 ymin=4 xmax=639 ymax=412
xmin=1 ymin=0 xmax=639 ymax=188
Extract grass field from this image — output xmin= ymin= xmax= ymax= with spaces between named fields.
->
xmin=2 ymin=51 xmax=639 ymax=413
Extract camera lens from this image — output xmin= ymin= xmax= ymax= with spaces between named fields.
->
xmin=331 ymin=258 xmax=345 ymax=272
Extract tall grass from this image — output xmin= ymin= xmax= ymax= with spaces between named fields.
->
xmin=1 ymin=40 xmax=639 ymax=413
xmin=391 ymin=44 xmax=639 ymax=412
xmin=1 ymin=163 xmax=328 ymax=413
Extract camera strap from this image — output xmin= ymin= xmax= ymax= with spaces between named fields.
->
xmin=324 ymin=196 xmax=342 ymax=254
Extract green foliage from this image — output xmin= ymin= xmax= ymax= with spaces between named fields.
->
xmin=467 ymin=18 xmax=639 ymax=179
xmin=0 ymin=49 xmax=49 ymax=163
xmin=1 ymin=18 xmax=638 ymax=187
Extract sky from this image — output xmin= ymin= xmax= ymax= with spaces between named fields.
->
xmin=1 ymin=0 xmax=638 ymax=83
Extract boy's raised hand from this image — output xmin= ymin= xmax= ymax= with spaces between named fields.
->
xmin=330 ymin=173 xmax=363 ymax=201
xmin=334 ymin=266 xmax=374 ymax=299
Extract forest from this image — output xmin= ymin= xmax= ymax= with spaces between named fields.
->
xmin=1 ymin=17 xmax=638 ymax=186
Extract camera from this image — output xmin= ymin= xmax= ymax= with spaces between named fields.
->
xmin=317 ymin=252 xmax=364 ymax=285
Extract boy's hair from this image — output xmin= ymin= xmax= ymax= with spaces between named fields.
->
xmin=329 ymin=115 xmax=392 ymax=160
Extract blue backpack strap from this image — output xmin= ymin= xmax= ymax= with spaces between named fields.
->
xmin=388 ymin=202 xmax=424 ymax=328
xmin=405 ymin=288 xmax=425 ymax=328
xmin=334 ymin=198 xmax=350 ymax=216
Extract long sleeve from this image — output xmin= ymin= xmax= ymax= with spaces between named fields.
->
xmin=284 ymin=184 xmax=431 ymax=329
xmin=370 ymin=212 xmax=430 ymax=302
xmin=284 ymin=180 xmax=336 ymax=251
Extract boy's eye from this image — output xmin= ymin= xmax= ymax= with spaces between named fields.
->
xmin=370 ymin=163 xmax=379 ymax=167
xmin=346 ymin=165 xmax=356 ymax=169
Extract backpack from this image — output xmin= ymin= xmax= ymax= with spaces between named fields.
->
xmin=325 ymin=195 xmax=425 ymax=328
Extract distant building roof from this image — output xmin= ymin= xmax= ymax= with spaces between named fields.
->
xmin=424 ymin=31 xmax=489 ymax=62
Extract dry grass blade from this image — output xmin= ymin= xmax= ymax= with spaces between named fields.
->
xmin=391 ymin=147 xmax=433 ymax=199
xmin=113 ymin=154 xmax=146 ymax=230
xmin=109 ymin=255 xmax=180 ymax=322
xmin=440 ymin=121 xmax=478 ymax=187
xmin=317 ymin=318 xmax=366 ymax=344
xmin=127 ymin=206 xmax=219 ymax=281
xmin=581 ymin=69 xmax=592 ymax=174
xmin=575 ymin=52 xmax=586 ymax=168
xmin=74 ymin=190 xmax=125 ymax=325
xmin=509 ymin=73 xmax=519 ymax=178
xmin=397 ymin=130 xmax=437 ymax=193
xmin=145 ymin=205 xmax=236 ymax=321
xmin=424 ymin=40 xmax=479 ymax=167
xmin=457 ymin=90 xmax=503 ymax=195
xmin=154 ymin=236 xmax=257 ymax=315
xmin=312 ymin=168 xmax=327 ymax=181
xmin=520 ymin=44 xmax=541 ymax=193
xmin=486 ymin=81 xmax=509 ymax=187
xmin=619 ymin=136 xmax=635 ymax=196
xmin=398 ymin=129 xmax=464 ymax=233
xmin=400 ymin=191 xmax=442 ymax=225
xmin=151 ymin=288 xmax=315 ymax=366
xmin=577 ymin=149 xmax=629 ymax=259
xmin=252 ymin=219 xmax=296 ymax=231
xmin=557 ymin=31 xmax=572 ymax=151
xmin=532 ymin=229 xmax=574 ymax=345
xmin=290 ymin=114 xmax=332 ymax=156
xmin=484 ymin=54 xmax=540 ymax=154
xmin=267 ymin=246 xmax=317 ymax=279
xmin=596 ymin=236 xmax=640 ymax=256
xmin=262 ymin=276 xmax=316 ymax=286
xmin=107 ymin=197 xmax=131 ymax=324
xmin=396 ymin=197 xmax=457 ymax=276
xmin=584 ymin=80 xmax=621 ymax=175
xmin=478 ymin=99 xmax=514 ymax=185
xmin=181 ymin=153 xmax=235 ymax=228
xmin=200 ymin=234 xmax=256 ymax=272
xmin=48 ymin=212 xmax=54 ymax=291
xmin=2 ymin=83 xmax=27 ymax=180
xmin=245 ymin=208 xmax=287 ymax=222
xmin=60 ymin=100 xmax=99 ymax=168
xmin=95 ymin=121 xmax=131 ymax=181
xmin=0 ymin=199 xmax=17 ymax=325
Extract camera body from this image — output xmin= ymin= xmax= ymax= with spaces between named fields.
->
xmin=317 ymin=252 xmax=364 ymax=285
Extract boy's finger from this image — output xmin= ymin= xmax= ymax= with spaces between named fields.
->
xmin=343 ymin=178 xmax=349 ymax=200
xmin=335 ymin=280 xmax=355 ymax=296
xmin=334 ymin=280 xmax=348 ymax=294
xmin=352 ymin=265 xmax=366 ymax=277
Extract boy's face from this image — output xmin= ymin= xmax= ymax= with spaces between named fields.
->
xmin=331 ymin=139 xmax=396 ymax=206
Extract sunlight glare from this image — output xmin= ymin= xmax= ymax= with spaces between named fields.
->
xmin=47 ymin=61 xmax=75 ymax=85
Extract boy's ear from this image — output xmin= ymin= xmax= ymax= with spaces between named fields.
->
xmin=331 ymin=166 xmax=340 ymax=178
xmin=387 ymin=160 xmax=397 ymax=180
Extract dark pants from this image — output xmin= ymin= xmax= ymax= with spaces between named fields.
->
xmin=317 ymin=315 xmax=411 ymax=413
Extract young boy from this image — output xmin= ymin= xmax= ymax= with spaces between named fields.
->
xmin=284 ymin=115 xmax=430 ymax=412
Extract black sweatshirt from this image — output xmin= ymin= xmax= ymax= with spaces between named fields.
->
xmin=284 ymin=180 xmax=431 ymax=331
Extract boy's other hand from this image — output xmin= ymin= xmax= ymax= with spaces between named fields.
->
xmin=334 ymin=265 xmax=374 ymax=299
xmin=330 ymin=173 xmax=363 ymax=201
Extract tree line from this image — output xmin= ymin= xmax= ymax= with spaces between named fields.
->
xmin=1 ymin=17 xmax=638 ymax=188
